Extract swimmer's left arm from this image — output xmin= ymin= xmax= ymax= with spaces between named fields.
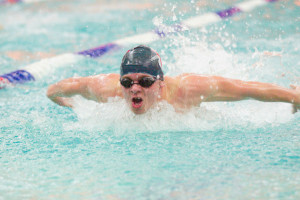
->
xmin=203 ymin=76 xmax=300 ymax=106
xmin=180 ymin=75 xmax=300 ymax=109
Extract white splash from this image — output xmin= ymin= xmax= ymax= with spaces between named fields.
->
xmin=65 ymin=95 xmax=294 ymax=135
xmin=165 ymin=41 xmax=248 ymax=79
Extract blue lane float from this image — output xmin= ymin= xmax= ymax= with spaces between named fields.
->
xmin=217 ymin=7 xmax=242 ymax=18
xmin=77 ymin=43 xmax=120 ymax=58
xmin=0 ymin=70 xmax=35 ymax=83
xmin=0 ymin=0 xmax=278 ymax=89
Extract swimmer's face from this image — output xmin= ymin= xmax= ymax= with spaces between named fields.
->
xmin=120 ymin=73 xmax=163 ymax=114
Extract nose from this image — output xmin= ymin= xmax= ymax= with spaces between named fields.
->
xmin=130 ymin=82 xmax=142 ymax=94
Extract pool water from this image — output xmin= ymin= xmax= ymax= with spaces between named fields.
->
xmin=0 ymin=0 xmax=300 ymax=199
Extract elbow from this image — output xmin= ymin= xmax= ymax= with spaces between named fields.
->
xmin=46 ymin=85 xmax=52 ymax=98
xmin=46 ymin=84 xmax=58 ymax=100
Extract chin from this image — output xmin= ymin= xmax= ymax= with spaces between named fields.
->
xmin=131 ymin=107 xmax=147 ymax=115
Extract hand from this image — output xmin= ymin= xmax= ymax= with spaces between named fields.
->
xmin=290 ymin=85 xmax=300 ymax=114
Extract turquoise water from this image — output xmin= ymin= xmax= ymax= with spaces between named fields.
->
xmin=0 ymin=0 xmax=300 ymax=199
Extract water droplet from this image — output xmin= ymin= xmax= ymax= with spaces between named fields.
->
xmin=173 ymin=15 xmax=177 ymax=21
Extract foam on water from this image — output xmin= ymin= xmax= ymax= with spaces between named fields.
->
xmin=165 ymin=40 xmax=241 ymax=77
xmin=69 ymin=96 xmax=294 ymax=134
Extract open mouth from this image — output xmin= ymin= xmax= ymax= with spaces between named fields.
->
xmin=132 ymin=97 xmax=143 ymax=108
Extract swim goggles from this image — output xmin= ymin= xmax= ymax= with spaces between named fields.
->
xmin=120 ymin=77 xmax=157 ymax=88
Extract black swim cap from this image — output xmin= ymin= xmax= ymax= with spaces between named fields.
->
xmin=120 ymin=45 xmax=164 ymax=80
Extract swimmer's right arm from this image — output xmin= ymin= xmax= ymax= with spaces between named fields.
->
xmin=47 ymin=74 xmax=121 ymax=107
xmin=47 ymin=77 xmax=95 ymax=107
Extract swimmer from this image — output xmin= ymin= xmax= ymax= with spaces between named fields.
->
xmin=47 ymin=45 xmax=300 ymax=114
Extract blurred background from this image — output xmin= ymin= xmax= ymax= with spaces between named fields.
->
xmin=0 ymin=0 xmax=300 ymax=199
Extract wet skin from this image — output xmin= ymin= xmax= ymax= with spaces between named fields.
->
xmin=47 ymin=73 xmax=300 ymax=114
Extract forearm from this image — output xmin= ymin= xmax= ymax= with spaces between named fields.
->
xmin=47 ymin=79 xmax=80 ymax=98
xmin=239 ymin=81 xmax=300 ymax=104
xmin=47 ymin=78 xmax=86 ymax=107
xmin=48 ymin=96 xmax=74 ymax=107
xmin=207 ymin=76 xmax=300 ymax=105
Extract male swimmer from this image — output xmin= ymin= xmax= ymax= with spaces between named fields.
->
xmin=47 ymin=45 xmax=300 ymax=114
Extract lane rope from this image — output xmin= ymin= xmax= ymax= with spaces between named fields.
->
xmin=0 ymin=0 xmax=278 ymax=88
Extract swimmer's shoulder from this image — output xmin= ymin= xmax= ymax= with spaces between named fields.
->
xmin=164 ymin=74 xmax=197 ymax=89
xmin=91 ymin=73 xmax=120 ymax=80
xmin=163 ymin=73 xmax=212 ymax=99
xmin=164 ymin=73 xmax=209 ymax=85
xmin=163 ymin=76 xmax=183 ymax=102
xmin=177 ymin=73 xmax=210 ymax=79
xmin=87 ymin=73 xmax=122 ymax=99
xmin=88 ymin=73 xmax=120 ymax=86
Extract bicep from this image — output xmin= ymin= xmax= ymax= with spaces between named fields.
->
xmin=48 ymin=74 xmax=120 ymax=103
xmin=47 ymin=77 xmax=92 ymax=99
xmin=177 ymin=75 xmax=219 ymax=105
xmin=204 ymin=77 xmax=249 ymax=101
xmin=180 ymin=75 xmax=246 ymax=103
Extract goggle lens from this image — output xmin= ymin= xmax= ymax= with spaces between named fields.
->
xmin=120 ymin=77 xmax=156 ymax=88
